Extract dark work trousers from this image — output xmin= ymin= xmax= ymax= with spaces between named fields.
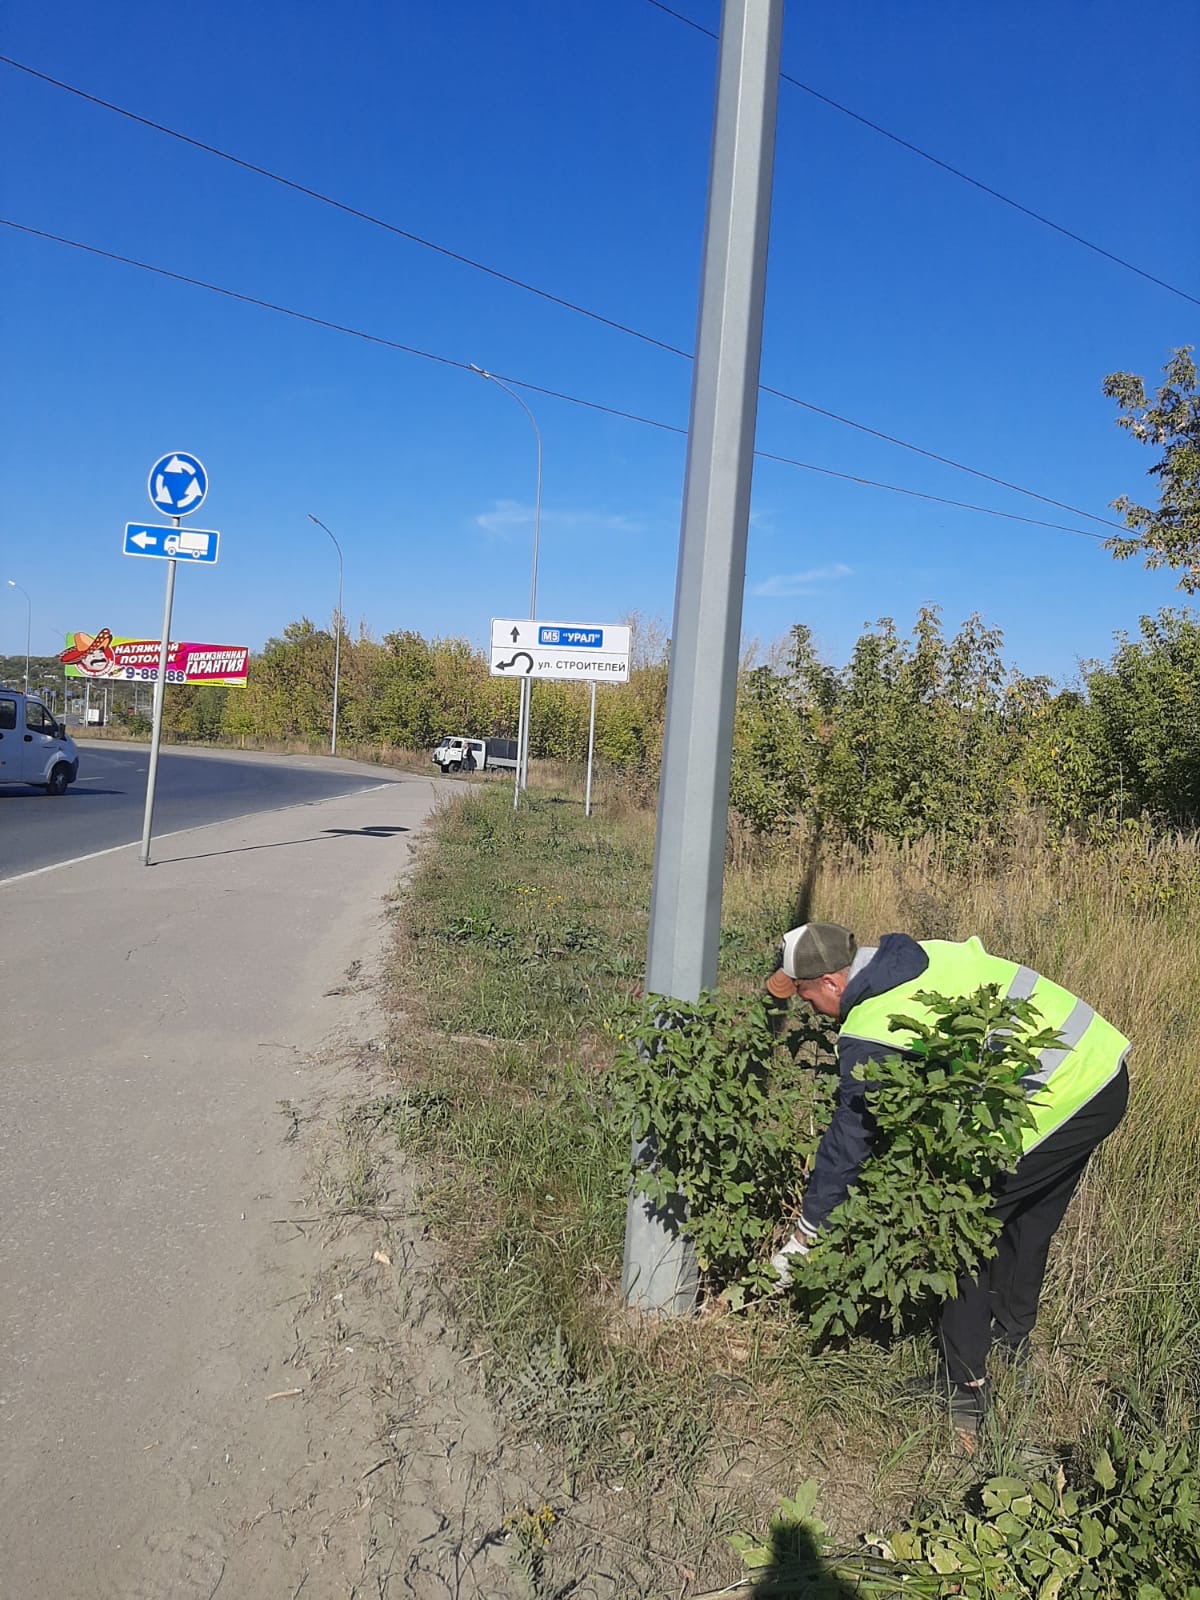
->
xmin=939 ymin=1065 xmax=1129 ymax=1386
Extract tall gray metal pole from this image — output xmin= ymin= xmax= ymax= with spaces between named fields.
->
xmin=621 ymin=0 xmax=783 ymax=1314
xmin=470 ymin=365 xmax=542 ymax=801
xmin=6 ymin=580 xmax=31 ymax=692
xmin=308 ymin=515 xmax=345 ymax=757
xmin=140 ymin=529 xmax=180 ymax=866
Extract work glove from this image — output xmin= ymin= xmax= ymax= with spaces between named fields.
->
xmin=769 ymin=1216 xmax=818 ymax=1287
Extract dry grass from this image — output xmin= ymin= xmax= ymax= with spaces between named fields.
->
xmin=374 ymin=785 xmax=1200 ymax=1591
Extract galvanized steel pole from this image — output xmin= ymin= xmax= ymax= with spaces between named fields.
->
xmin=621 ymin=0 xmax=783 ymax=1313
xmin=470 ymin=365 xmax=542 ymax=802
xmin=307 ymin=515 xmax=345 ymax=757
xmin=6 ymin=580 xmax=31 ymax=693
xmin=584 ymin=680 xmax=597 ymax=817
xmin=140 ymin=529 xmax=179 ymax=866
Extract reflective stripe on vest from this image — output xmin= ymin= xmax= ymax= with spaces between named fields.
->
xmin=840 ymin=938 xmax=1129 ymax=1153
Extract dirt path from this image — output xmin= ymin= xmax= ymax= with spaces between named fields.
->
xmin=0 ymin=762 xmax=562 ymax=1599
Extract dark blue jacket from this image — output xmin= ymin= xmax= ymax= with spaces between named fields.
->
xmin=803 ymin=933 xmax=929 ymax=1229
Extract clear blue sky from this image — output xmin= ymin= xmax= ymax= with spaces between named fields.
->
xmin=2 ymin=0 xmax=1196 ymax=681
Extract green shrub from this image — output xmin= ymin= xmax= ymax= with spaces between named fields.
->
xmin=610 ymin=985 xmax=1059 ymax=1334
xmin=734 ymin=1433 xmax=1200 ymax=1598
xmin=792 ymin=984 xmax=1050 ymax=1338
xmin=606 ymin=994 xmax=834 ymax=1299
xmin=883 ymin=1428 xmax=1200 ymax=1597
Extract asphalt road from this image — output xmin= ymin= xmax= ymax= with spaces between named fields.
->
xmin=0 ymin=741 xmax=402 ymax=880
xmin=0 ymin=767 xmax=455 ymax=1596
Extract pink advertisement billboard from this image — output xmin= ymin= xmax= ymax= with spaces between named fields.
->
xmin=61 ymin=629 xmax=249 ymax=686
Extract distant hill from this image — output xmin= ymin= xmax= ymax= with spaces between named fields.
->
xmin=0 ymin=655 xmax=66 ymax=695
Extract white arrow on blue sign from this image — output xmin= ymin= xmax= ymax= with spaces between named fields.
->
xmin=123 ymin=523 xmax=220 ymax=564
xmin=147 ymin=451 xmax=208 ymax=517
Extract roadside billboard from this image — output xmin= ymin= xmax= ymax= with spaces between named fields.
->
xmin=60 ymin=630 xmax=249 ymax=686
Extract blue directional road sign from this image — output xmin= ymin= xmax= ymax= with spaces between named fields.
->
xmin=124 ymin=523 xmax=220 ymax=564
xmin=147 ymin=451 xmax=208 ymax=517
xmin=490 ymin=619 xmax=631 ymax=682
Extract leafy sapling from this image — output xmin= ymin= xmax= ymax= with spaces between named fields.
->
xmin=790 ymin=984 xmax=1059 ymax=1339
xmin=607 ymin=992 xmax=831 ymax=1300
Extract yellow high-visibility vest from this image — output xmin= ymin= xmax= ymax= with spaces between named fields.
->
xmin=840 ymin=938 xmax=1129 ymax=1152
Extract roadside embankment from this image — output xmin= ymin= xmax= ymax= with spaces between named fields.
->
xmin=370 ymin=784 xmax=1200 ymax=1595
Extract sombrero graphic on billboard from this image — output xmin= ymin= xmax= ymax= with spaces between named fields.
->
xmin=60 ymin=628 xmax=118 ymax=676
xmin=61 ymin=630 xmax=249 ymax=686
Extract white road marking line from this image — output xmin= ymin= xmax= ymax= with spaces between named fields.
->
xmin=0 ymin=782 xmax=396 ymax=888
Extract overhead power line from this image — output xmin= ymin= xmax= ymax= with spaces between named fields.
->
xmin=757 ymin=383 xmax=1123 ymax=530
xmin=2 ymin=217 xmax=1123 ymax=547
xmin=0 ymin=56 xmax=686 ymax=363
xmin=0 ymin=54 xmax=1126 ymax=533
xmin=644 ymin=0 xmax=1200 ymax=312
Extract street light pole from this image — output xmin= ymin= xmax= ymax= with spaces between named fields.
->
xmin=6 ymin=579 xmax=31 ymax=693
xmin=621 ymin=0 xmax=783 ymax=1313
xmin=470 ymin=365 xmax=542 ymax=803
xmin=307 ymin=514 xmax=344 ymax=757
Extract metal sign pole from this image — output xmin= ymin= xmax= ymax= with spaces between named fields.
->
xmin=513 ymin=678 xmax=525 ymax=810
xmin=331 ymin=610 xmax=341 ymax=757
xmin=520 ymin=676 xmax=533 ymax=791
xmin=470 ymin=368 xmax=542 ymax=801
xmin=621 ymin=0 xmax=783 ymax=1313
xmin=584 ymin=681 xmax=597 ymax=817
xmin=139 ymin=521 xmax=180 ymax=866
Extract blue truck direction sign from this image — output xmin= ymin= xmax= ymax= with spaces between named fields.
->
xmin=147 ymin=452 xmax=208 ymax=517
xmin=123 ymin=523 xmax=220 ymax=564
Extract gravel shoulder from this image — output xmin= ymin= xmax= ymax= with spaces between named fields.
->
xmin=0 ymin=763 xmax=521 ymax=1598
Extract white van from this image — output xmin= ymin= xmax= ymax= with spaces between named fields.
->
xmin=431 ymin=735 xmax=518 ymax=773
xmin=0 ymin=690 xmax=80 ymax=794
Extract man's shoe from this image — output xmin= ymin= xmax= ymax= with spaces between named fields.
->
xmin=991 ymin=1337 xmax=1035 ymax=1392
xmin=992 ymin=1336 xmax=1033 ymax=1365
xmin=897 ymin=1372 xmax=987 ymax=1435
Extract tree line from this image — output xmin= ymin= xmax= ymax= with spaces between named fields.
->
xmin=731 ymin=606 xmax=1200 ymax=844
xmin=155 ymin=616 xmax=671 ymax=772
xmin=7 ymin=346 xmax=1192 ymax=842
xmin=130 ymin=600 xmax=1200 ymax=843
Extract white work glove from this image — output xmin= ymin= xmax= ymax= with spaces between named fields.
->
xmin=769 ymin=1217 xmax=818 ymax=1287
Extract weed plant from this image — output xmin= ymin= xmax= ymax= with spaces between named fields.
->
xmin=732 ymin=1434 xmax=1200 ymax=1599
xmin=384 ymin=784 xmax=1200 ymax=1587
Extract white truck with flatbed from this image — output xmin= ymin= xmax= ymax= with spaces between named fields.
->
xmin=0 ymin=689 xmax=80 ymax=794
xmin=431 ymin=736 xmax=518 ymax=774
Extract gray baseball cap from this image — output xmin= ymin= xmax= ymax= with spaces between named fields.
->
xmin=765 ymin=922 xmax=857 ymax=998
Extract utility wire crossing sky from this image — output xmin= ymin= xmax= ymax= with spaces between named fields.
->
xmin=0 ymin=49 xmax=1161 ymax=538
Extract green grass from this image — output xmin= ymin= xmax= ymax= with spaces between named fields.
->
xmin=379 ymin=784 xmax=1200 ymax=1590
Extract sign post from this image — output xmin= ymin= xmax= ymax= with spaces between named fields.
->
xmin=131 ymin=451 xmax=216 ymax=867
xmin=490 ymin=619 xmax=629 ymax=813
xmin=141 ymin=537 xmax=178 ymax=865
xmin=585 ymin=681 xmax=598 ymax=818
